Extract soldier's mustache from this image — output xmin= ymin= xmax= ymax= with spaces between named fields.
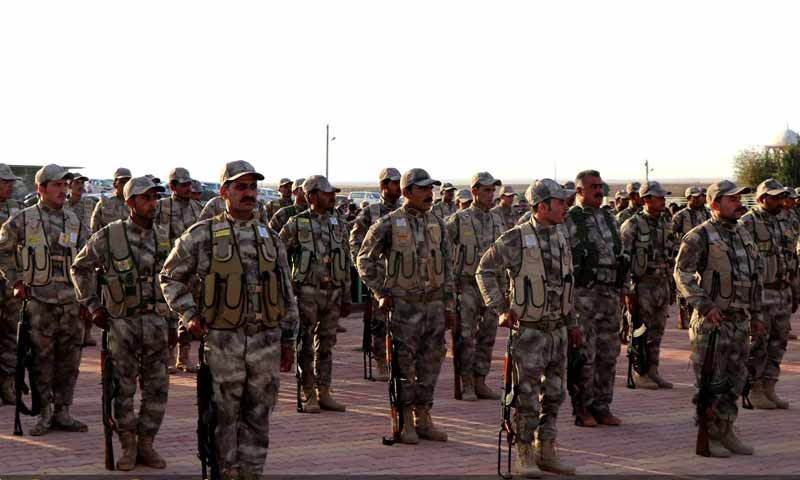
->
xmin=242 ymin=196 xmax=256 ymax=203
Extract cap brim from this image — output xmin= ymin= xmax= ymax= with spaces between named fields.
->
xmin=723 ymin=186 xmax=751 ymax=197
xmin=501 ymin=192 xmax=517 ymax=197
xmin=72 ymin=175 xmax=89 ymax=182
xmin=417 ymin=179 xmax=441 ymax=187
xmin=172 ymin=177 xmax=192 ymax=184
xmin=0 ymin=175 xmax=21 ymax=181
xmin=383 ymin=175 xmax=402 ymax=182
xmin=551 ymin=188 xmax=576 ymax=200
xmin=762 ymin=188 xmax=787 ymax=197
xmin=474 ymin=179 xmax=503 ymax=188
xmin=229 ymin=171 xmax=265 ymax=182
xmin=441 ymin=186 xmax=457 ymax=191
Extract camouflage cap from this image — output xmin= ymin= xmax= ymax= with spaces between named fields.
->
xmin=755 ymin=178 xmax=787 ymax=199
xmin=625 ymin=181 xmax=641 ymax=194
xmin=293 ymin=178 xmax=306 ymax=191
xmin=278 ymin=177 xmax=293 ymax=187
xmin=113 ymin=168 xmax=132 ymax=180
xmin=457 ymin=189 xmax=472 ymax=202
xmin=439 ymin=181 xmax=457 ymax=193
xmin=401 ymin=169 xmax=441 ymax=189
xmin=470 ymin=172 xmax=502 ymax=188
xmin=124 ymin=176 xmax=166 ymax=201
xmin=219 ymin=160 xmax=265 ymax=184
xmin=498 ymin=184 xmax=517 ymax=197
xmin=614 ymin=190 xmax=629 ymax=199
xmin=562 ymin=181 xmax=576 ymax=190
xmin=169 ymin=167 xmax=192 ymax=184
xmin=303 ymin=175 xmax=341 ymax=194
xmin=144 ymin=174 xmax=161 ymax=184
xmin=71 ymin=174 xmax=89 ymax=182
xmin=785 ymin=187 xmax=798 ymax=199
xmin=379 ymin=168 xmax=401 ymax=182
xmin=706 ymin=180 xmax=751 ymax=203
xmin=191 ymin=180 xmax=203 ymax=193
xmin=639 ymin=181 xmax=671 ymax=198
xmin=685 ymin=186 xmax=703 ymax=198
xmin=525 ymin=178 xmax=575 ymax=206
xmin=0 ymin=164 xmax=22 ymax=181
xmin=35 ymin=164 xmax=74 ymax=185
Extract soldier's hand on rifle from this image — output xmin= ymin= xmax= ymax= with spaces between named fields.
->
xmin=445 ymin=309 xmax=458 ymax=330
xmin=188 ymin=314 xmax=208 ymax=338
xmin=704 ymin=306 xmax=724 ymax=326
xmin=750 ymin=320 xmax=766 ymax=338
xmin=13 ymin=280 xmax=30 ymax=300
xmin=280 ymin=344 xmax=294 ymax=372
xmin=168 ymin=327 xmax=178 ymax=348
xmin=378 ymin=295 xmax=393 ymax=312
xmin=339 ymin=302 xmax=352 ymax=318
xmin=92 ymin=308 xmax=110 ymax=329
xmin=568 ymin=326 xmax=582 ymax=349
xmin=499 ymin=310 xmax=519 ymax=330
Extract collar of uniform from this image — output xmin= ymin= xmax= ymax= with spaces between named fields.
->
xmin=711 ymin=214 xmax=737 ymax=230
xmin=754 ymin=205 xmax=777 ymax=219
xmin=67 ymin=195 xmax=82 ymax=207
xmin=381 ymin=195 xmax=398 ymax=209
xmin=402 ymin=204 xmax=425 ymax=217
xmin=468 ymin=203 xmax=490 ymax=215
xmin=224 ymin=211 xmax=257 ymax=227
xmin=532 ymin=216 xmax=559 ymax=234
xmin=172 ymin=193 xmax=190 ymax=203
xmin=37 ymin=199 xmax=64 ymax=214
xmin=642 ymin=210 xmax=662 ymax=222
xmin=308 ymin=209 xmax=329 ymax=221
xmin=125 ymin=218 xmax=153 ymax=235
xmin=576 ymin=202 xmax=598 ymax=213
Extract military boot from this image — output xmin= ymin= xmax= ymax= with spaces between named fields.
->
xmin=515 ymin=442 xmax=541 ymax=478
xmin=374 ymin=359 xmax=389 ymax=382
xmin=720 ymin=420 xmax=754 ymax=455
xmin=414 ymin=405 xmax=447 ymax=442
xmin=460 ymin=375 xmax=478 ymax=401
xmin=677 ymin=306 xmax=690 ymax=330
xmin=748 ymin=382 xmax=776 ymax=410
xmin=302 ymin=387 xmax=321 ymax=414
xmin=29 ymin=404 xmax=53 ymax=436
xmin=633 ymin=372 xmax=659 ymax=390
xmin=116 ymin=430 xmax=138 ymax=471
xmin=764 ymin=380 xmax=790 ymax=409
xmin=705 ymin=419 xmax=731 ymax=458
xmin=137 ymin=434 xmax=167 ymax=468
xmin=574 ymin=407 xmax=598 ymax=428
xmin=647 ymin=365 xmax=673 ymax=389
xmin=0 ymin=376 xmax=14 ymax=405
xmin=52 ymin=405 xmax=88 ymax=432
xmin=400 ymin=407 xmax=419 ymax=444
xmin=317 ymin=386 xmax=347 ymax=412
xmin=176 ymin=342 xmax=198 ymax=373
xmin=475 ymin=375 xmax=501 ymax=400
xmin=534 ymin=437 xmax=576 ymax=475
xmin=167 ymin=347 xmax=177 ymax=374
xmin=221 ymin=467 xmax=240 ymax=480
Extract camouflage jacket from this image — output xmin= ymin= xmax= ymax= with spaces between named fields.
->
xmin=615 ymin=204 xmax=642 ymax=225
xmin=620 ymin=210 xmax=676 ymax=289
xmin=159 ymin=212 xmax=298 ymax=345
xmin=91 ymin=192 xmax=129 ymax=232
xmin=565 ymin=203 xmax=622 ymax=287
xmin=446 ymin=204 xmax=505 ymax=282
xmin=431 ymin=200 xmax=457 ymax=220
xmin=0 ymin=197 xmax=23 ymax=226
xmin=155 ymin=194 xmax=203 ymax=244
xmin=490 ymin=204 xmax=519 ymax=232
xmin=200 ymin=196 xmax=269 ymax=223
xmin=349 ymin=196 xmax=400 ymax=261
xmin=65 ymin=195 xmax=98 ymax=247
xmin=475 ymin=217 xmax=577 ymax=327
xmin=279 ymin=209 xmax=352 ymax=298
xmin=671 ymin=206 xmax=711 ymax=238
xmin=266 ymin=197 xmax=293 ymax=220
xmin=740 ymin=205 xmax=794 ymax=288
xmin=0 ymin=201 xmax=89 ymax=303
xmin=269 ymin=202 xmax=308 ymax=233
xmin=516 ymin=210 xmax=532 ymax=226
xmin=356 ymin=204 xmax=456 ymax=306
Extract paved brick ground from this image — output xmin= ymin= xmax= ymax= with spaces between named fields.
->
xmin=1 ymin=305 xmax=798 ymax=476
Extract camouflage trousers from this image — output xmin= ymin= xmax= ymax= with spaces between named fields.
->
xmin=456 ymin=279 xmax=499 ymax=378
xmin=748 ymin=286 xmax=791 ymax=383
xmin=513 ymin=324 xmax=567 ymax=443
xmin=297 ymin=285 xmax=341 ymax=392
xmin=690 ymin=310 xmax=749 ymax=422
xmin=28 ymin=300 xmax=83 ymax=408
xmin=391 ymin=296 xmax=446 ymax=408
xmin=573 ymin=285 xmax=621 ymax=416
xmin=206 ymin=326 xmax=281 ymax=476
xmin=0 ymin=293 xmax=21 ymax=378
xmin=633 ymin=278 xmax=671 ymax=366
xmin=108 ymin=313 xmax=169 ymax=436
xmin=370 ymin=296 xmax=387 ymax=363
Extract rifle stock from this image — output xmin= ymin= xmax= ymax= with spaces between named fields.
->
xmin=362 ymin=299 xmax=374 ymax=381
xmin=13 ymin=298 xmax=40 ymax=436
xmin=695 ymin=327 xmax=718 ymax=457
xmin=197 ymin=337 xmax=220 ymax=480
xmin=382 ymin=309 xmax=402 ymax=446
xmin=626 ymin=301 xmax=649 ymax=389
xmin=452 ymin=297 xmax=463 ymax=400
xmin=100 ymin=327 xmax=116 ymax=470
xmin=497 ymin=330 xmax=515 ymax=480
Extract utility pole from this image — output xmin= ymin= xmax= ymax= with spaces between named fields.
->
xmin=644 ymin=159 xmax=652 ymax=182
xmin=325 ymin=124 xmax=336 ymax=179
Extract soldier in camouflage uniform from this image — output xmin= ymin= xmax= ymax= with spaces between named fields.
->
xmin=620 ymin=181 xmax=678 ymax=389
xmin=155 ymin=167 xmax=203 ymax=373
xmin=565 ymin=169 xmax=624 ymax=427
xmin=266 ymin=178 xmax=294 ymax=220
xmin=456 ymin=189 xmax=472 ymax=211
xmin=64 ymin=174 xmax=101 ymax=347
xmin=72 ymin=177 xmax=176 ymax=470
xmin=201 ymin=193 xmax=270 ymax=223
xmin=615 ymin=181 xmax=643 ymax=225
xmin=191 ymin=179 xmax=203 ymax=203
xmin=0 ymin=164 xmax=90 ymax=435
xmin=614 ymin=190 xmax=629 ymax=215
xmin=269 ymin=177 xmax=307 ymax=233
xmin=674 ymin=180 xmax=763 ymax=457
xmin=91 ymin=167 xmax=131 ymax=232
xmin=491 ymin=184 xmax=519 ymax=231
xmin=739 ymin=179 xmax=793 ymax=409
xmin=280 ymin=175 xmax=351 ymax=413
xmin=477 ymin=179 xmax=582 ymax=476
xmin=432 ymin=182 xmax=457 ymax=219
xmin=0 ymin=164 xmax=22 ymax=404
xmin=672 ymin=186 xmax=712 ymax=329
xmin=562 ymin=181 xmax=577 ymax=209
xmin=357 ymin=168 xmax=455 ymax=445
xmin=349 ymin=168 xmax=402 ymax=381
xmin=160 ymin=160 xmax=298 ymax=478
xmin=446 ymin=172 xmax=505 ymax=401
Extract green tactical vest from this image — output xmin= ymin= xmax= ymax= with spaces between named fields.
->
xmin=455 ymin=209 xmax=505 ymax=277
xmin=629 ymin=213 xmax=673 ymax=278
xmin=290 ymin=213 xmax=348 ymax=287
xmin=699 ymin=223 xmax=758 ymax=311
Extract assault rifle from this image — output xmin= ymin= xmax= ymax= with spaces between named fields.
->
xmin=497 ymin=330 xmax=515 ymax=480
xmin=382 ymin=309 xmax=403 ymax=446
xmin=100 ymin=327 xmax=116 ymax=470
xmin=626 ymin=304 xmax=649 ymax=389
xmin=567 ymin=347 xmax=588 ymax=426
xmin=13 ymin=298 xmax=41 ymax=436
xmin=197 ymin=337 xmax=220 ymax=480
xmin=362 ymin=298 xmax=374 ymax=381
xmin=452 ymin=287 xmax=464 ymax=400
xmin=695 ymin=327 xmax=719 ymax=457
xmin=296 ymin=321 xmax=305 ymax=412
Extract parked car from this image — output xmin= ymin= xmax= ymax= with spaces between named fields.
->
xmin=258 ymin=188 xmax=281 ymax=204
xmin=87 ymin=179 xmax=113 ymax=194
xmin=348 ymin=191 xmax=381 ymax=206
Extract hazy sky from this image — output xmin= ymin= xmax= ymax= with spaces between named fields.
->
xmin=2 ymin=1 xmax=799 ymax=185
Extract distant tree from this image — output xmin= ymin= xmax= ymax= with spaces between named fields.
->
xmin=778 ymin=145 xmax=800 ymax=187
xmin=734 ymin=145 xmax=800 ymax=188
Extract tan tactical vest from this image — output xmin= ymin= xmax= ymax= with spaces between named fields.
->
xmin=290 ymin=214 xmax=348 ymax=287
xmin=629 ymin=214 xmax=673 ymax=278
xmin=160 ymin=197 xmax=201 ymax=243
xmin=699 ymin=223 xmax=757 ymax=311
xmin=510 ymin=222 xmax=573 ymax=323
xmin=749 ymin=214 xmax=785 ymax=284
xmin=386 ymin=211 xmax=445 ymax=290
xmin=16 ymin=207 xmax=79 ymax=286
xmin=201 ymin=215 xmax=285 ymax=329
xmin=455 ymin=210 xmax=505 ymax=277
xmin=101 ymin=221 xmax=171 ymax=318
